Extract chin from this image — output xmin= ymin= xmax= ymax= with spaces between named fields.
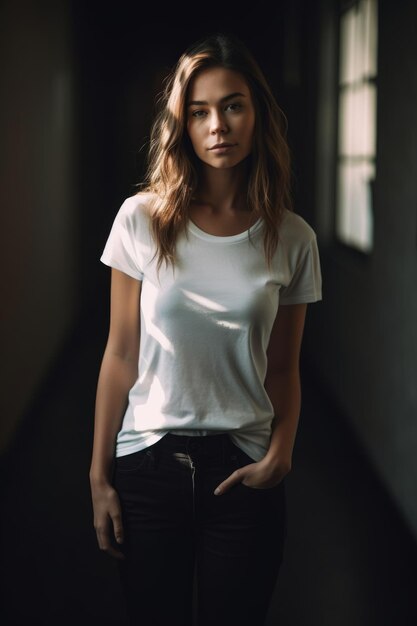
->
xmin=206 ymin=153 xmax=249 ymax=167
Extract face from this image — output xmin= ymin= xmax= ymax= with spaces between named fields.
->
xmin=186 ymin=67 xmax=256 ymax=169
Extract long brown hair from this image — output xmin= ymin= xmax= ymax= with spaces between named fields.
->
xmin=135 ymin=32 xmax=294 ymax=273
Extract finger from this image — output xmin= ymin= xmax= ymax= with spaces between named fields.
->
xmin=96 ymin=527 xmax=126 ymax=560
xmin=111 ymin=512 xmax=124 ymax=545
xmin=214 ymin=469 xmax=244 ymax=495
xmin=96 ymin=526 xmax=111 ymax=551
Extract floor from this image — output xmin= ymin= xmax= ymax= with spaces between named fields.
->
xmin=1 ymin=309 xmax=417 ymax=626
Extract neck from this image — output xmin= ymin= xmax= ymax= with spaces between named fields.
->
xmin=193 ymin=159 xmax=251 ymax=214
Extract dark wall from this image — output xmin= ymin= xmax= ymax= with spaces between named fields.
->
xmin=0 ymin=0 xmax=78 ymax=453
xmin=308 ymin=0 xmax=417 ymax=540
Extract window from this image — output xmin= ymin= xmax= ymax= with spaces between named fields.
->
xmin=336 ymin=0 xmax=378 ymax=253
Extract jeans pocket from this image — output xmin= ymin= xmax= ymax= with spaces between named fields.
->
xmin=229 ymin=441 xmax=257 ymax=466
xmin=114 ymin=448 xmax=153 ymax=474
xmin=230 ymin=442 xmax=284 ymax=492
xmin=239 ymin=480 xmax=284 ymax=492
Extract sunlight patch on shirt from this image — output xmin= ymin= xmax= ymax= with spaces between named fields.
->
xmin=181 ymin=289 xmax=227 ymax=312
xmin=146 ymin=322 xmax=174 ymax=354
xmin=216 ymin=320 xmax=241 ymax=330
xmin=134 ymin=376 xmax=167 ymax=430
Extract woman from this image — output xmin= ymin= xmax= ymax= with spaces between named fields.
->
xmin=90 ymin=32 xmax=322 ymax=626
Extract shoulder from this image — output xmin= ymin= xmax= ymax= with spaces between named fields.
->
xmin=279 ymin=209 xmax=317 ymax=247
xmin=119 ymin=191 xmax=158 ymax=221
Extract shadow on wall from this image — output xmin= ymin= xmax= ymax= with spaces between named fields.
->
xmin=0 ymin=0 xmax=79 ymax=455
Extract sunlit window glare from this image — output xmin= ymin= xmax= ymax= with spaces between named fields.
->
xmin=336 ymin=0 xmax=378 ymax=253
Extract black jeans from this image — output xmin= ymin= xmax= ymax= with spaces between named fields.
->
xmin=112 ymin=432 xmax=287 ymax=626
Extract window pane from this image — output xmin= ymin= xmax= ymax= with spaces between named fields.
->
xmin=340 ymin=0 xmax=377 ymax=85
xmin=339 ymin=82 xmax=377 ymax=157
xmin=336 ymin=160 xmax=374 ymax=252
xmin=339 ymin=8 xmax=357 ymax=85
xmin=363 ymin=0 xmax=378 ymax=77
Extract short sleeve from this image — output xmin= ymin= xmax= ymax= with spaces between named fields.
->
xmin=100 ymin=198 xmax=144 ymax=281
xmin=279 ymin=235 xmax=323 ymax=304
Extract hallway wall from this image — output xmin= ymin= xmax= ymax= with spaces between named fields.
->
xmin=309 ymin=0 xmax=417 ymax=539
xmin=0 ymin=0 xmax=78 ymax=454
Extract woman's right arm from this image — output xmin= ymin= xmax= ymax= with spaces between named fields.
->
xmin=89 ymin=268 xmax=142 ymax=559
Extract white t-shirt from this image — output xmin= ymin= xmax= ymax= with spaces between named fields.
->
xmin=100 ymin=193 xmax=323 ymax=461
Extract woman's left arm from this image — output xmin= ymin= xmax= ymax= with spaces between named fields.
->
xmin=263 ymin=302 xmax=307 ymax=470
xmin=214 ymin=303 xmax=307 ymax=494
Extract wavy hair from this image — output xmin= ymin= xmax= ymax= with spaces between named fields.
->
xmin=135 ymin=32 xmax=294 ymax=272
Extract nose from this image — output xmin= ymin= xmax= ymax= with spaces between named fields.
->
xmin=210 ymin=110 xmax=228 ymax=135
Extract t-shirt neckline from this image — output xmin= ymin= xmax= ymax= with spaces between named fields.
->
xmin=187 ymin=216 xmax=263 ymax=243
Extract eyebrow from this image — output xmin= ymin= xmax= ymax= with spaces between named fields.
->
xmin=187 ymin=92 xmax=246 ymax=107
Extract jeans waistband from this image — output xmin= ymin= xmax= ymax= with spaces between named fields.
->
xmin=155 ymin=432 xmax=233 ymax=457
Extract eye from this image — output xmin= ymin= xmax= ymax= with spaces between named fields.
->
xmin=225 ymin=102 xmax=243 ymax=112
xmin=191 ymin=110 xmax=207 ymax=118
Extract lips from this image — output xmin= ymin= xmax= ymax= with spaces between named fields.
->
xmin=209 ymin=143 xmax=236 ymax=150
